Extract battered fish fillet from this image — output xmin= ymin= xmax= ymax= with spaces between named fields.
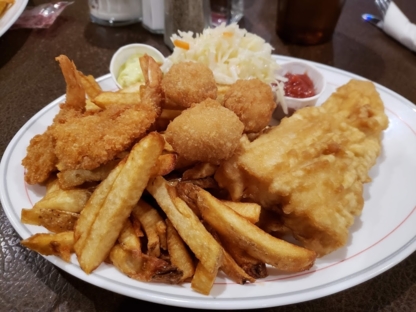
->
xmin=215 ymin=80 xmax=389 ymax=256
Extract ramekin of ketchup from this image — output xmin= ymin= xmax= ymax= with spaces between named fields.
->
xmin=277 ymin=61 xmax=326 ymax=112
xmin=284 ymin=73 xmax=316 ymax=98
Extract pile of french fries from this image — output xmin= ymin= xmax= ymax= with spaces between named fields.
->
xmin=20 ymin=57 xmax=316 ymax=296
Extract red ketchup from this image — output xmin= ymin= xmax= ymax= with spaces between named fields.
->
xmin=283 ymin=73 xmax=316 ymax=98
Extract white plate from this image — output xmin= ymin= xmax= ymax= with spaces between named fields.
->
xmin=0 ymin=0 xmax=28 ymax=37
xmin=1 ymin=55 xmax=416 ymax=309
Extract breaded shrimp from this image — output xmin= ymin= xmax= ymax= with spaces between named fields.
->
xmin=162 ymin=62 xmax=217 ymax=109
xmin=223 ymin=79 xmax=276 ymax=133
xmin=52 ymin=55 xmax=163 ymax=171
xmin=165 ymin=99 xmax=244 ymax=164
xmin=23 ymin=54 xmax=164 ymax=177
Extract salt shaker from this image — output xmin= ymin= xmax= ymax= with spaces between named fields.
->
xmin=164 ymin=0 xmax=211 ymax=50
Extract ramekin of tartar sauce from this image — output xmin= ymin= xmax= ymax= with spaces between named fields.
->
xmin=110 ymin=44 xmax=165 ymax=89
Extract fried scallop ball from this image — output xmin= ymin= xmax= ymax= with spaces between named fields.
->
xmin=162 ymin=62 xmax=217 ymax=109
xmin=223 ymin=79 xmax=276 ymax=133
xmin=165 ymin=99 xmax=244 ymax=164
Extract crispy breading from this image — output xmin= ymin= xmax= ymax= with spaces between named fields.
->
xmin=216 ymin=80 xmax=389 ymax=256
xmin=162 ymin=62 xmax=217 ymax=109
xmin=165 ymin=99 xmax=244 ymax=164
xmin=22 ymin=130 xmax=57 ymax=185
xmin=223 ymin=79 xmax=276 ymax=133
xmin=52 ymin=104 xmax=158 ymax=171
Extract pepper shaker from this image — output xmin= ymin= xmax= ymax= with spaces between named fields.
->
xmin=164 ymin=0 xmax=211 ymax=50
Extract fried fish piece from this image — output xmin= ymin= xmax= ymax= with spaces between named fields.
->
xmin=216 ymin=79 xmax=389 ymax=256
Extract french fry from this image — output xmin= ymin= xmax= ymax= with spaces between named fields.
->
xmin=92 ymin=92 xmax=140 ymax=109
xmin=78 ymin=71 xmax=102 ymax=99
xmin=118 ymin=219 xmax=141 ymax=253
xmin=57 ymin=160 xmax=120 ymax=189
xmin=34 ymin=188 xmax=91 ymax=213
xmin=219 ymin=234 xmax=268 ymax=279
xmin=159 ymin=109 xmax=182 ymax=120
xmin=109 ymin=244 xmax=182 ymax=283
xmin=182 ymin=163 xmax=218 ymax=180
xmin=131 ymin=216 xmax=144 ymax=238
xmin=85 ymin=99 xmax=102 ymax=113
xmin=175 ymin=182 xmax=201 ymax=217
xmin=0 ymin=3 xmax=7 ymax=17
xmin=21 ymin=231 xmax=74 ymax=262
xmin=183 ymin=178 xmax=218 ymax=190
xmin=76 ymin=132 xmax=164 ymax=274
xmin=214 ymin=135 xmax=251 ymax=201
xmin=154 ymin=109 xmax=182 ymax=130
xmin=166 ymin=219 xmax=195 ymax=282
xmin=74 ymin=158 xmax=124 ymax=244
xmin=45 ymin=177 xmax=60 ymax=193
xmin=55 ymin=55 xmax=85 ymax=111
xmin=21 ymin=208 xmax=79 ymax=233
xmin=181 ymin=183 xmax=316 ymax=272
xmin=191 ymin=261 xmax=217 ymax=295
xmin=152 ymin=153 xmax=177 ymax=177
xmin=147 ymin=176 xmax=223 ymax=276
xmin=222 ymin=200 xmax=261 ymax=224
xmin=205 ymin=224 xmax=255 ymax=284
xmin=221 ymin=250 xmax=255 ymax=284
xmin=131 ymin=200 xmax=166 ymax=257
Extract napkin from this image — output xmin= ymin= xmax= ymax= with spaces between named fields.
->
xmin=383 ymin=2 xmax=416 ymax=52
xmin=12 ymin=2 xmax=73 ymax=29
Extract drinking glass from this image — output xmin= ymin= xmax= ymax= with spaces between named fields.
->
xmin=276 ymin=0 xmax=345 ymax=45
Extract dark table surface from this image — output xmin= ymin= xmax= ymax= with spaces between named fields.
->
xmin=1 ymin=0 xmax=415 ymax=311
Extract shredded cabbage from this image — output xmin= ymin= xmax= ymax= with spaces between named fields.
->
xmin=162 ymin=23 xmax=277 ymax=84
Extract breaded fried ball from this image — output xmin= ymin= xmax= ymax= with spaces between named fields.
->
xmin=165 ymin=99 xmax=244 ymax=164
xmin=162 ymin=62 xmax=217 ymax=109
xmin=223 ymin=79 xmax=276 ymax=133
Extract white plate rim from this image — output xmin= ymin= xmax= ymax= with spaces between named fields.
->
xmin=0 ymin=55 xmax=415 ymax=309
xmin=0 ymin=0 xmax=28 ymax=37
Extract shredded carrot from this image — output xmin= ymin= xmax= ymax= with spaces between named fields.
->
xmin=173 ymin=39 xmax=190 ymax=50
xmin=222 ymin=32 xmax=234 ymax=38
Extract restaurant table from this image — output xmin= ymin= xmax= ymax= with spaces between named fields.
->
xmin=1 ymin=0 xmax=415 ymax=311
